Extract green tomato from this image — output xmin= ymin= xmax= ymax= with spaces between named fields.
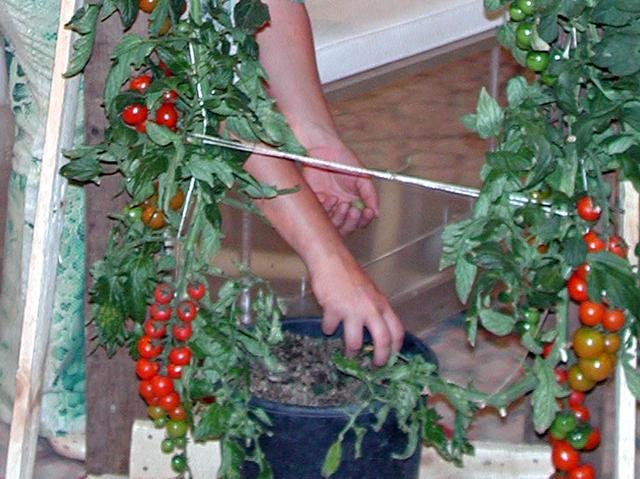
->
xmin=124 ymin=206 xmax=143 ymax=222
xmin=153 ymin=416 xmax=168 ymax=428
xmin=166 ymin=419 xmax=188 ymax=439
xmin=161 ymin=438 xmax=175 ymax=454
xmin=567 ymin=422 xmax=592 ymax=450
xmin=171 ymin=454 xmax=188 ymax=473
xmin=550 ymin=412 xmax=578 ymax=440
xmin=526 ymin=51 xmax=550 ymax=72
xmin=174 ymin=436 xmax=187 ymax=449
xmin=515 ymin=23 xmax=534 ymax=50
xmin=515 ymin=320 xmax=533 ymax=337
xmin=509 ymin=4 xmax=527 ymax=21
xmin=516 ymin=0 xmax=536 ymax=15
xmin=523 ymin=308 xmax=541 ymax=325
xmin=147 ymin=405 xmax=166 ymax=420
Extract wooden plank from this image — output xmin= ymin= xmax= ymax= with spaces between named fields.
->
xmin=129 ymin=419 xmax=552 ymax=479
xmin=5 ymin=0 xmax=81 ymax=477
xmin=83 ymin=12 xmax=147 ymax=475
xmin=614 ymin=180 xmax=639 ymax=479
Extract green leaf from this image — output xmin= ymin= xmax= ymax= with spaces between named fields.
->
xmin=321 ymin=440 xmax=342 ymax=478
xmin=531 ymin=357 xmax=560 ymax=434
xmin=117 ymin=0 xmax=139 ymax=28
xmin=587 ymin=252 xmax=640 ymax=315
xmin=475 ymin=88 xmax=504 ymax=139
xmin=562 ymin=235 xmax=587 ymax=267
xmin=234 ymin=0 xmax=270 ymax=33
xmin=145 ymin=122 xmax=178 ymax=146
xmin=479 ymin=309 xmax=515 ymax=336
xmin=104 ymin=34 xmax=155 ymax=107
xmin=455 ymin=257 xmax=477 ymax=304
xmin=593 ymin=33 xmax=640 ymax=76
xmin=506 ymin=76 xmax=529 ymax=107
xmin=60 ymin=154 xmax=102 ymax=182
xmin=149 ymin=0 xmax=171 ymax=35
xmin=484 ymin=0 xmax=502 ymax=11
xmin=64 ymin=4 xmax=101 ymax=77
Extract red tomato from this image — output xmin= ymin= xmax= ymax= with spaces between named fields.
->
xmin=169 ymin=405 xmax=187 ymax=421
xmin=167 ymin=363 xmax=184 ymax=379
xmin=136 ymin=122 xmax=147 ymax=134
xmin=130 ymin=74 xmax=152 ymax=93
xmin=135 ymin=358 xmax=160 ymax=380
xmin=583 ymin=428 xmax=600 ymax=451
xmin=608 ymin=235 xmax=628 ymax=258
xmin=567 ymin=274 xmax=588 ymax=303
xmin=160 ymin=391 xmax=181 ymax=411
xmin=172 ymin=322 xmax=192 ymax=342
xmin=137 ymin=336 xmax=163 ymax=359
xmin=144 ymin=319 xmax=167 ymax=339
xmin=154 ymin=283 xmax=174 ymax=304
xmin=155 ymin=103 xmax=178 ymax=130
xmin=177 ymin=300 xmax=197 ymax=322
xmin=542 ymin=342 xmax=554 ymax=359
xmin=554 ymin=367 xmax=568 ymax=385
xmin=158 ymin=60 xmax=173 ymax=77
xmin=151 ymin=375 xmax=174 ymax=397
xmin=578 ymin=301 xmax=604 ymax=327
xmin=570 ymin=404 xmax=590 ymax=422
xmin=150 ymin=303 xmax=172 ymax=321
xmin=139 ymin=380 xmax=155 ymax=401
xmin=574 ymin=263 xmax=591 ymax=281
xmin=162 ymin=90 xmax=178 ymax=103
xmin=602 ymin=309 xmax=625 ymax=332
xmin=576 ymin=196 xmax=601 ymax=222
xmin=567 ymin=391 xmax=585 ymax=408
xmin=568 ymin=463 xmax=595 ymax=479
xmin=122 ymin=103 xmax=148 ymax=126
xmin=552 ymin=440 xmax=580 ymax=471
xmin=583 ymin=231 xmax=605 ymax=253
xmin=169 ymin=347 xmax=192 ymax=366
xmin=187 ymin=282 xmax=206 ymax=301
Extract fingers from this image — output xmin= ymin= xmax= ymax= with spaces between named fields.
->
xmin=343 ymin=316 xmax=364 ymax=358
xmin=357 ymin=207 xmax=376 ymax=230
xmin=338 ymin=206 xmax=362 ymax=236
xmin=357 ymin=178 xmax=379 ymax=216
xmin=383 ymin=309 xmax=405 ymax=356
xmin=331 ymin=202 xmax=350 ymax=230
xmin=365 ymin=315 xmax=392 ymax=366
xmin=321 ymin=309 xmax=341 ymax=336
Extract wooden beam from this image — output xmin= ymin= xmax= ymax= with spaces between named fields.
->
xmin=5 ymin=0 xmax=81 ymax=477
xmin=614 ymin=180 xmax=639 ymax=479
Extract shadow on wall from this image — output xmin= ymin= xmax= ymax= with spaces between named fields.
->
xmin=0 ymin=36 xmax=15 ymax=286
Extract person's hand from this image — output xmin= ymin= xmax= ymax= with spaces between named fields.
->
xmin=302 ymin=145 xmax=378 ymax=236
xmin=309 ymin=250 xmax=404 ymax=366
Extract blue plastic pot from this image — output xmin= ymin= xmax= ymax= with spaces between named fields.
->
xmin=241 ymin=317 xmax=437 ymax=479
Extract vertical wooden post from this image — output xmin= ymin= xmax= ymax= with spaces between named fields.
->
xmin=5 ymin=0 xmax=80 ymax=477
xmin=614 ymin=181 xmax=639 ymax=479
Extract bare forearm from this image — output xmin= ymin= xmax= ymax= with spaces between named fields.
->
xmin=257 ymin=0 xmax=338 ymax=148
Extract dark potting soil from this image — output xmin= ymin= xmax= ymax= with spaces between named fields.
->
xmin=249 ymin=331 xmax=371 ymax=407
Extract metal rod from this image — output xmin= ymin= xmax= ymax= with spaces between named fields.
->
xmin=188 ymin=133 xmax=568 ymax=217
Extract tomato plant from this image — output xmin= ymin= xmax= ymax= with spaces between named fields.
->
xmin=172 ymin=322 xmax=192 ymax=342
xmin=168 ymin=347 xmax=192 ymax=366
xmin=187 ymin=282 xmax=206 ymax=301
xmin=567 ymin=274 xmax=588 ymax=303
xmin=137 ymin=336 xmax=163 ymax=359
xmin=568 ymin=464 xmax=595 ymax=479
xmin=602 ymin=309 xmax=625 ymax=333
xmin=151 ymin=375 xmax=174 ymax=397
xmin=154 ymin=283 xmax=174 ymax=304
xmin=177 ymin=300 xmax=197 ymax=322
xmin=583 ymin=231 xmax=605 ymax=253
xmin=150 ymin=303 xmax=172 ymax=321
xmin=129 ymin=74 xmax=152 ymax=93
xmin=155 ymin=103 xmax=178 ymax=130
xmin=573 ymin=328 xmax=604 ymax=359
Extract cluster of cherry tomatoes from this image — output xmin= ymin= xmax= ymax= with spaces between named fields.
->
xmin=121 ymin=71 xmax=180 ymax=134
xmin=135 ymin=281 xmax=206 ymax=473
xmin=508 ymin=0 xmax=560 ymax=85
xmin=542 ymin=195 xmax=629 ymax=478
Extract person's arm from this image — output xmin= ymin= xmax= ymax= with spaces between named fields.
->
xmin=241 ymin=0 xmax=404 ymax=365
xmin=255 ymin=0 xmax=377 ymax=236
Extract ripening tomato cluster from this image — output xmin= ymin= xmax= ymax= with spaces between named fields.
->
xmin=542 ymin=195 xmax=630 ymax=478
xmin=135 ymin=281 xmax=207 ymax=473
xmin=121 ymin=70 xmax=180 ymax=133
xmin=139 ymin=0 xmax=187 ymax=36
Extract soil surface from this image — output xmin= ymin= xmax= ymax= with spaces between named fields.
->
xmin=250 ymin=331 xmax=371 ymax=407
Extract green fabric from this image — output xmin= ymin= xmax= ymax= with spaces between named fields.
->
xmin=0 ymin=0 xmax=86 ymax=436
